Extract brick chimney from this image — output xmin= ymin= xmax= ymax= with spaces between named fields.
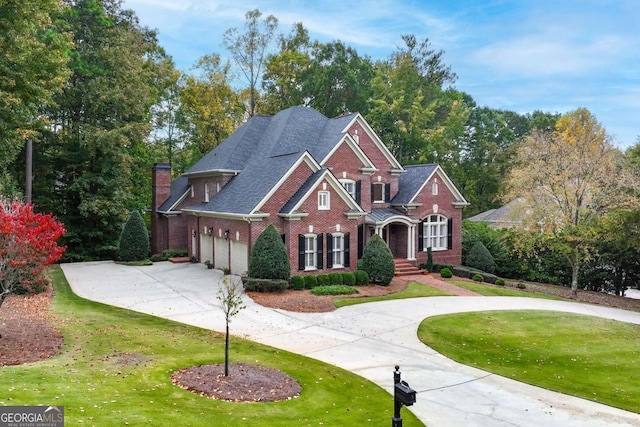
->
xmin=151 ymin=163 xmax=171 ymax=254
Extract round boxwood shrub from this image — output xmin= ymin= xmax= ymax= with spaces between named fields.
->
xmin=354 ymin=270 xmax=369 ymax=286
xmin=360 ymin=234 xmax=394 ymax=285
xmin=119 ymin=210 xmax=150 ymax=262
xmin=465 ymin=241 xmax=496 ymax=274
xmin=291 ymin=275 xmax=305 ymax=290
xmin=329 ymin=272 xmax=343 ymax=285
xmin=304 ymin=275 xmax=318 ymax=289
xmin=248 ymin=224 xmax=290 ymax=281
xmin=342 ymin=272 xmax=356 ymax=286
xmin=440 ymin=267 xmax=453 ymax=278
xmin=472 ymin=273 xmax=484 ymax=282
xmin=495 ymin=278 xmax=506 ymax=286
xmin=316 ymin=274 xmax=330 ymax=286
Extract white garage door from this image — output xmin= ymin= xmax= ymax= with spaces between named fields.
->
xmin=200 ymin=234 xmax=213 ymax=265
xmin=214 ymin=237 xmax=248 ymax=275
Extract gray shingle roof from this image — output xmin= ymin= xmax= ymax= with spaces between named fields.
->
xmin=392 ymin=164 xmax=437 ymax=205
xmin=366 ymin=208 xmax=418 ymax=224
xmin=180 ymin=106 xmax=354 ymax=215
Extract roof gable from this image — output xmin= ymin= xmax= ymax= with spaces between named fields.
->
xmin=393 ymin=164 xmax=469 ymax=207
xmin=342 ymin=113 xmax=404 ymax=172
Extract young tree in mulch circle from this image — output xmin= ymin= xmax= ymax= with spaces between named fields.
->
xmin=360 ymin=234 xmax=395 ymax=285
xmin=118 ymin=211 xmax=150 ymax=262
xmin=217 ymin=275 xmax=246 ymax=376
xmin=0 ymin=198 xmax=66 ymax=333
xmin=248 ymin=224 xmax=290 ymax=281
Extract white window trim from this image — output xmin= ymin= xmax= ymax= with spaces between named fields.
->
xmin=432 ymin=182 xmax=439 ymax=196
xmin=204 ymin=183 xmax=210 ymax=202
xmin=304 ymin=234 xmax=317 ymax=270
xmin=332 ymin=232 xmax=345 ymax=268
xmin=373 ymin=182 xmax=385 ymax=203
xmin=339 ymin=179 xmax=356 ymax=200
xmin=423 ymin=214 xmax=448 ymax=251
xmin=318 ymin=191 xmax=330 ymax=210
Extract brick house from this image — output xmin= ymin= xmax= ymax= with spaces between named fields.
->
xmin=151 ymin=106 xmax=468 ymax=276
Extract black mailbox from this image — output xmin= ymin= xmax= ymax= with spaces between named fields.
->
xmin=394 ymin=380 xmax=416 ymax=406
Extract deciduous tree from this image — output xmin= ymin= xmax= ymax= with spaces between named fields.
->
xmin=0 ymin=199 xmax=65 ymax=315
xmin=216 ymin=275 xmax=246 ymax=376
xmin=223 ymin=9 xmax=278 ymax=117
xmin=506 ymin=108 xmax=637 ymax=295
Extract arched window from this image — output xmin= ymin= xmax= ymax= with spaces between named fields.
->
xmin=422 ymin=214 xmax=448 ymax=250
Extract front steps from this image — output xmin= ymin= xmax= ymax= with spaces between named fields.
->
xmin=394 ymin=259 xmax=424 ymax=276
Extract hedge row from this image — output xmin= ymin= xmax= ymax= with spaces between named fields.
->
xmin=290 ymin=270 xmax=370 ymax=290
xmin=423 ymin=262 xmax=499 ymax=284
xmin=243 ymin=278 xmax=289 ymax=292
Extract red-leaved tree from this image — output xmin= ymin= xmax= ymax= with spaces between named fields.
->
xmin=0 ymin=198 xmax=66 ymax=310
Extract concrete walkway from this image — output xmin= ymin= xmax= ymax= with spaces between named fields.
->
xmin=61 ymin=261 xmax=640 ymax=427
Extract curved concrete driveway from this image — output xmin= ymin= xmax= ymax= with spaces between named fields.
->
xmin=61 ymin=261 xmax=640 ymax=427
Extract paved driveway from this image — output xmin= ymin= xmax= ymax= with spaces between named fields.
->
xmin=61 ymin=261 xmax=640 ymax=427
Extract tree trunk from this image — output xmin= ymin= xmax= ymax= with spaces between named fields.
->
xmin=224 ymin=323 xmax=229 ymax=376
xmin=570 ymin=249 xmax=579 ymax=296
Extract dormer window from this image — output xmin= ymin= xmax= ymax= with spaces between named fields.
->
xmin=318 ymin=191 xmax=330 ymax=210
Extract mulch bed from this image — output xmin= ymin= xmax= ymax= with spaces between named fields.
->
xmin=0 ymin=288 xmax=63 ymax=366
xmin=171 ymin=362 xmax=301 ymax=402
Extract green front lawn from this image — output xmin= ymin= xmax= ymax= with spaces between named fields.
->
xmin=447 ymin=280 xmax=565 ymax=299
xmin=418 ymin=310 xmax=640 ymax=413
xmin=0 ymin=266 xmax=423 ymax=426
xmin=334 ymin=282 xmax=453 ymax=308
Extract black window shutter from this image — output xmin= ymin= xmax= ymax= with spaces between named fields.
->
xmin=316 ymin=233 xmax=324 ymax=269
xmin=326 ymin=233 xmax=333 ymax=268
xmin=385 ymin=183 xmax=391 ymax=202
xmin=281 ymin=234 xmax=286 ymax=244
xmin=355 ymin=180 xmax=361 ymax=204
xmin=447 ymin=218 xmax=453 ymax=250
xmin=344 ymin=233 xmax=351 ymax=267
xmin=370 ymin=183 xmax=374 ymax=202
xmin=418 ymin=222 xmax=424 ymax=252
xmin=298 ymin=234 xmax=305 ymax=270
xmin=357 ymin=224 xmax=364 ymax=259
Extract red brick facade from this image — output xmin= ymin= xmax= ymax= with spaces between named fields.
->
xmin=151 ymin=112 xmax=467 ymax=275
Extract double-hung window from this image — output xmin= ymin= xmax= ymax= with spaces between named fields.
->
xmin=372 ymin=183 xmax=385 ymax=202
xmin=318 ymin=191 xmax=330 ymax=210
xmin=332 ymin=234 xmax=344 ymax=267
xmin=423 ymin=214 xmax=448 ymax=250
xmin=305 ymin=235 xmax=316 ymax=269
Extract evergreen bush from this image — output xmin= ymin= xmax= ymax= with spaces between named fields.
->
xmin=465 ymin=241 xmax=496 ymax=274
xmin=472 ymin=273 xmax=484 ymax=282
xmin=360 ymin=234 xmax=394 ymax=285
xmin=440 ymin=267 xmax=453 ymax=278
xmin=304 ymin=275 xmax=318 ymax=289
xmin=118 ymin=210 xmax=150 ymax=262
xmin=248 ymin=224 xmax=290 ymax=281
xmin=354 ymin=270 xmax=369 ymax=286
xmin=342 ymin=272 xmax=356 ymax=286
xmin=291 ymin=276 xmax=305 ymax=290
xmin=243 ymin=278 xmax=288 ymax=292
xmin=495 ymin=278 xmax=506 ymax=286
xmin=317 ymin=274 xmax=330 ymax=286
xmin=329 ymin=272 xmax=343 ymax=285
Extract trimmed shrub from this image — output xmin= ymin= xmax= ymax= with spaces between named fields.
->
xmin=440 ymin=267 xmax=453 ymax=278
xmin=304 ymin=275 xmax=318 ymax=289
xmin=119 ymin=210 xmax=150 ymax=262
xmin=472 ymin=273 xmax=484 ymax=282
xmin=329 ymin=272 xmax=343 ymax=285
xmin=360 ymin=234 xmax=395 ymax=285
xmin=249 ymin=224 xmax=290 ymax=281
xmin=483 ymin=273 xmax=498 ymax=284
xmin=495 ymin=278 xmax=506 ymax=286
xmin=316 ymin=274 xmax=330 ymax=286
xmin=291 ymin=275 xmax=305 ymax=290
xmin=516 ymin=282 xmax=527 ymax=289
xmin=354 ymin=270 xmax=369 ymax=286
xmin=243 ymin=278 xmax=288 ymax=292
xmin=311 ymin=285 xmax=359 ymax=296
xmin=465 ymin=241 xmax=496 ymax=274
xmin=452 ymin=266 xmax=472 ymax=278
xmin=342 ymin=272 xmax=356 ymax=286
xmin=151 ymin=248 xmax=188 ymax=262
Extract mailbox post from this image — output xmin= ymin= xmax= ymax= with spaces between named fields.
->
xmin=392 ymin=365 xmax=416 ymax=427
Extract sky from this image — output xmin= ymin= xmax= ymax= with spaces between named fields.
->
xmin=122 ymin=0 xmax=640 ymax=149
